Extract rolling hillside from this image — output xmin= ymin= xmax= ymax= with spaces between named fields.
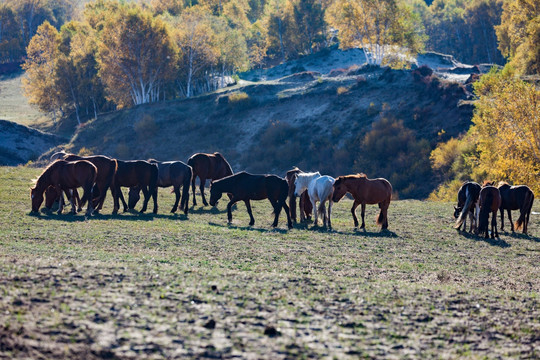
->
xmin=54 ymin=60 xmax=475 ymax=198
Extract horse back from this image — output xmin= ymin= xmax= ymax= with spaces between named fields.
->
xmin=57 ymin=160 xmax=97 ymax=188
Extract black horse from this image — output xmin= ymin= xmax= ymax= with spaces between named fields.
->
xmin=128 ymin=160 xmax=192 ymax=215
xmin=209 ymin=172 xmax=293 ymax=229
xmin=497 ymin=182 xmax=534 ymax=234
xmin=454 ymin=181 xmax=481 ymax=232
xmin=113 ymin=160 xmax=158 ymax=214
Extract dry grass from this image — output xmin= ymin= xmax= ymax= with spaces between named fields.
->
xmin=0 ymin=166 xmax=539 ymax=359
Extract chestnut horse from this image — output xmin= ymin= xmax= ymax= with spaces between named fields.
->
xmin=55 ymin=154 xmax=118 ymax=212
xmin=113 ymin=160 xmax=158 ymax=214
xmin=454 ymin=181 xmax=481 ymax=232
xmin=31 ymin=160 xmax=97 ymax=215
xmin=332 ymin=174 xmax=392 ymax=229
xmin=128 ymin=159 xmax=192 ymax=215
xmin=476 ymin=185 xmax=502 ymax=239
xmin=497 ymin=182 xmax=534 ymax=234
xmin=187 ymin=152 xmax=233 ymax=206
xmin=209 ymin=172 xmax=292 ymax=229
xmin=286 ymin=167 xmax=313 ymax=223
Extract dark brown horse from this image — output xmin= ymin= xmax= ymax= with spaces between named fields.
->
xmin=209 ymin=172 xmax=293 ymax=229
xmin=51 ymin=154 xmax=118 ymax=212
xmin=332 ymin=174 xmax=392 ymax=229
xmin=187 ymin=152 xmax=233 ymax=206
xmin=113 ymin=160 xmax=158 ymax=214
xmin=476 ymin=185 xmax=502 ymax=239
xmin=497 ymin=182 xmax=534 ymax=234
xmin=285 ymin=167 xmax=313 ymax=223
xmin=454 ymin=181 xmax=481 ymax=232
xmin=128 ymin=160 xmax=192 ymax=215
xmin=31 ymin=160 xmax=97 ymax=215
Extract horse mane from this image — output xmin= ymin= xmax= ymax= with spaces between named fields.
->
xmin=497 ymin=181 xmax=510 ymax=187
xmin=298 ymin=171 xmax=320 ymax=178
xmin=355 ymin=173 xmax=368 ymax=178
xmin=32 ymin=159 xmax=64 ymax=188
xmin=482 ymin=180 xmax=494 ymax=187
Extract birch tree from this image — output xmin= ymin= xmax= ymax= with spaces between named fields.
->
xmin=97 ymin=5 xmax=177 ymax=107
xmin=326 ymin=0 xmax=425 ymax=66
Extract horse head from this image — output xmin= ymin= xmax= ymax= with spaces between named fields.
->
xmin=453 ymin=206 xmax=462 ymax=219
xmin=128 ymin=186 xmax=141 ymax=209
xmin=30 ymin=187 xmax=44 ymax=213
xmin=332 ymin=177 xmax=348 ymax=202
xmin=209 ymin=183 xmax=223 ymax=207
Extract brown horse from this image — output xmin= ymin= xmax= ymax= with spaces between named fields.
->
xmin=187 ymin=152 xmax=233 ymax=206
xmin=476 ymin=185 xmax=502 ymax=238
xmin=113 ymin=160 xmax=158 ymax=214
xmin=332 ymin=174 xmax=392 ymax=229
xmin=209 ymin=172 xmax=293 ymax=229
xmin=285 ymin=167 xmax=313 ymax=223
xmin=50 ymin=154 xmax=118 ymax=212
xmin=128 ymin=159 xmax=192 ymax=215
xmin=31 ymin=160 xmax=97 ymax=215
xmin=497 ymin=182 xmax=534 ymax=234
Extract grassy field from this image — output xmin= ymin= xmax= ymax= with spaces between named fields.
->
xmin=0 ymin=166 xmax=539 ymax=359
xmin=0 ymin=73 xmax=46 ymax=128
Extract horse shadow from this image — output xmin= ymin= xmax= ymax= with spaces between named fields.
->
xmin=30 ymin=209 xmax=189 ymax=222
xmin=353 ymin=228 xmax=398 ymax=238
xmin=457 ymin=230 xmax=511 ymax=248
xmin=503 ymin=231 xmax=540 ymax=243
xmin=189 ymin=206 xmax=224 ymax=215
xmin=208 ymin=221 xmax=289 ymax=234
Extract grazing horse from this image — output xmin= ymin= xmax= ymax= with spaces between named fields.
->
xmin=285 ymin=167 xmax=313 ymax=223
xmin=332 ymin=174 xmax=392 ymax=230
xmin=209 ymin=172 xmax=293 ymax=229
xmin=294 ymin=172 xmax=335 ymax=228
xmin=56 ymin=154 xmax=118 ymax=212
xmin=454 ymin=181 xmax=481 ymax=232
xmin=187 ymin=152 xmax=233 ymax=206
xmin=113 ymin=160 xmax=158 ymax=214
xmin=476 ymin=185 xmax=502 ymax=239
xmin=31 ymin=160 xmax=97 ymax=215
xmin=128 ymin=160 xmax=193 ymax=215
xmin=497 ymin=182 xmax=534 ymax=234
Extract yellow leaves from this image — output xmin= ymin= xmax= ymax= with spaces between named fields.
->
xmin=471 ymin=69 xmax=540 ymax=193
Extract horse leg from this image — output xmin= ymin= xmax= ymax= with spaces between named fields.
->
xmin=272 ymin=199 xmax=284 ymax=228
xmin=360 ymin=203 xmax=366 ymax=229
xmin=140 ymin=186 xmax=150 ymax=213
xmin=68 ymin=190 xmax=77 ymax=214
xmin=311 ymin=198 xmax=318 ymax=226
xmin=191 ymin=175 xmax=197 ymax=206
xmin=171 ymin=186 xmax=180 ymax=213
xmin=318 ymin=202 xmax=326 ymax=227
xmin=507 ymin=209 xmax=514 ymax=232
xmin=327 ymin=200 xmax=333 ymax=229
xmin=282 ymin=201 xmax=293 ymax=229
xmin=499 ymin=208 xmax=504 ymax=231
xmin=244 ymin=200 xmax=255 ymax=226
xmin=351 ymin=200 xmax=360 ymax=228
xmin=112 ymin=186 xmax=120 ymax=214
xmin=199 ymin=178 xmax=208 ymax=206
xmin=57 ymin=187 xmax=64 ymax=215
xmin=227 ymin=198 xmax=237 ymax=224
xmin=491 ymin=211 xmax=498 ymax=238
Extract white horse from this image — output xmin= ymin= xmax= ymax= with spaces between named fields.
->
xmin=294 ymin=172 xmax=335 ymax=228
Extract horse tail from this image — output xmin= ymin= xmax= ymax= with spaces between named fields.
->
xmin=515 ymin=190 xmax=534 ymax=231
xmin=478 ymin=191 xmax=493 ymax=236
xmin=454 ymin=189 xmax=474 ymax=229
xmin=80 ymin=163 xmax=98 ymax=208
xmin=149 ymin=163 xmax=158 ymax=195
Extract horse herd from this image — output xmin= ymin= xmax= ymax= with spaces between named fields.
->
xmin=29 ymin=152 xmax=534 ymax=235
xmin=29 ymin=152 xmax=393 ymax=230
xmin=453 ymin=181 xmax=535 ymax=238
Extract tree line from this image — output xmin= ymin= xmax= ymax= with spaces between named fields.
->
xmin=9 ymin=0 xmax=540 ymax=125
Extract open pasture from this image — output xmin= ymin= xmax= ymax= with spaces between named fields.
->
xmin=1 ymin=166 xmax=539 ymax=359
